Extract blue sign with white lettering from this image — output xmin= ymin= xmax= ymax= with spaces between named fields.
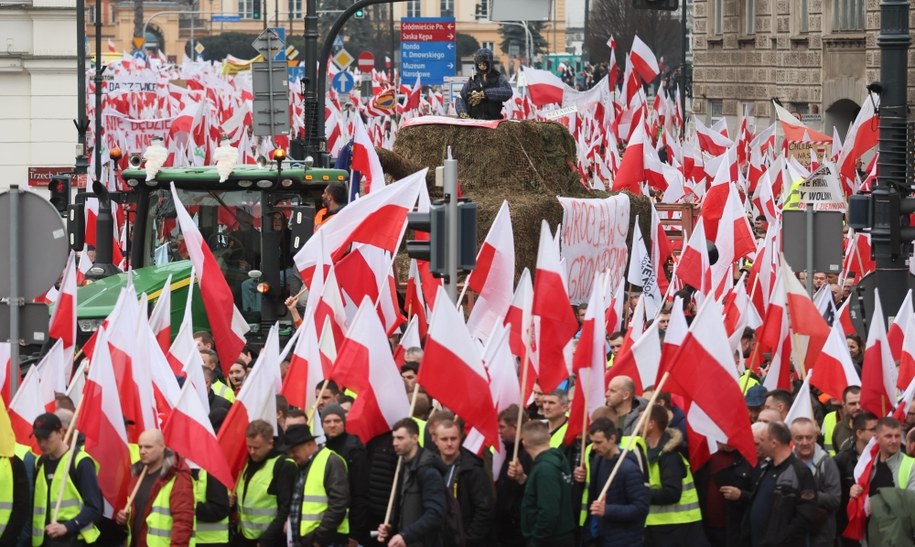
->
xmin=399 ymin=17 xmax=456 ymax=86
xmin=332 ymin=71 xmax=355 ymax=94
xmin=212 ymin=14 xmax=240 ymax=22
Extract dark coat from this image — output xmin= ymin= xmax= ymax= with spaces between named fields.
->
xmin=494 ymin=443 xmax=532 ymax=547
xmin=589 ymin=451 xmax=649 ymax=547
xmin=366 ymin=432 xmax=398 ymax=532
xmin=456 ymin=48 xmax=512 ymax=120
xmin=126 ymin=450 xmax=195 ymax=546
xmin=644 ymin=429 xmax=708 ymax=547
xmin=296 ymin=448 xmax=350 ymax=546
xmin=394 ymin=447 xmax=447 ymax=547
xmin=741 ymin=454 xmax=819 ymax=547
xmin=325 ymin=432 xmax=370 ymax=544
xmin=447 ymin=450 xmax=494 ymax=544
xmin=520 ymin=448 xmax=576 ymax=545
xmin=695 ymin=449 xmax=753 ymax=547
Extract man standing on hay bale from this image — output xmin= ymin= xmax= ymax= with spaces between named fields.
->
xmin=457 ymin=48 xmax=512 ymax=120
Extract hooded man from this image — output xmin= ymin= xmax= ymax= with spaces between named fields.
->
xmin=456 ymin=48 xmax=513 ymax=120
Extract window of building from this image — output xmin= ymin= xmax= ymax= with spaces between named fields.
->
xmin=238 ymin=0 xmax=255 ymax=18
xmin=475 ymin=1 xmax=489 ymax=20
xmin=406 ymin=0 xmax=421 ymax=17
xmin=482 ymin=40 xmax=494 ymax=51
xmin=800 ymin=0 xmax=809 ymax=32
xmin=712 ymin=0 xmax=723 ymax=34
xmin=834 ymin=0 xmax=864 ymax=31
xmin=288 ymin=0 xmax=302 ymax=19
xmin=440 ymin=0 xmax=453 ymax=17
xmin=744 ymin=0 xmax=755 ymax=34
xmin=710 ymin=99 xmax=724 ymax=118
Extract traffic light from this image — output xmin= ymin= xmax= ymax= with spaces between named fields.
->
xmin=354 ymin=2 xmax=364 ymax=18
xmin=48 ymin=175 xmax=71 ymax=214
xmin=252 ymin=0 xmax=261 ymax=19
xmin=457 ymin=200 xmax=478 ymax=271
xmin=633 ymin=0 xmax=679 ymax=10
xmin=849 ymin=187 xmax=915 ymax=261
xmin=406 ymin=202 xmax=447 ymax=277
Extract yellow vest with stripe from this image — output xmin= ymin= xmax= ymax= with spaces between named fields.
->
xmin=897 ymin=455 xmax=915 ymax=489
xmin=646 ymin=451 xmax=702 ymax=526
xmin=237 ymin=455 xmax=286 ymax=539
xmin=15 ymin=443 xmax=32 ymax=461
xmin=128 ymin=443 xmax=141 ymax=464
xmin=738 ymin=370 xmax=759 ymax=392
xmin=299 ymin=448 xmax=349 ymax=536
xmin=0 ymin=458 xmax=13 ymax=538
xmin=822 ymin=411 xmax=839 ymax=456
xmin=32 ymin=450 xmax=101 ymax=545
xmin=579 ymin=436 xmax=648 ymax=526
xmin=550 ymin=421 xmax=569 ymax=449
xmin=195 ymin=471 xmax=229 ymax=544
xmin=129 ymin=471 xmax=195 ymax=547
xmin=212 ymin=380 xmax=236 ymax=403
xmin=413 ymin=418 xmax=427 ymax=448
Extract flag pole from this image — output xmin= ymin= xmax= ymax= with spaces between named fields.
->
xmin=597 ymin=372 xmax=669 ymax=501
xmin=123 ymin=466 xmax=148 ymax=514
xmin=456 ymin=281 xmax=470 ymax=311
xmin=308 ymin=379 xmax=330 ymax=426
xmin=383 ymin=383 xmax=421 ymax=527
xmin=579 ymin=384 xmax=589 ymax=467
xmin=512 ymin=345 xmax=532 ymax=463
xmin=52 ymin=391 xmax=87 ymax=523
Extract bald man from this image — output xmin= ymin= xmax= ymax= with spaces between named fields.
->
xmin=116 ymin=429 xmax=195 ymax=546
xmin=605 ymin=375 xmax=646 ymax=437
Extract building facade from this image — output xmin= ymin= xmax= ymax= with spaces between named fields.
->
xmin=690 ymin=0 xmax=912 ymax=138
xmin=0 ymin=0 xmax=77 ymax=187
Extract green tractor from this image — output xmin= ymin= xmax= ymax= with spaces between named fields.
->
xmin=72 ymin=163 xmax=349 ymax=348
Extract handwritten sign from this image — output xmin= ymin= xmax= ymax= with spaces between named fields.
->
xmin=559 ymin=195 xmax=630 ymax=304
xmin=104 ymin=113 xmax=176 ymax=153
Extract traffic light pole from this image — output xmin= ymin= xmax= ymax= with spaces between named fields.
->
xmin=444 ymin=150 xmax=458 ymax=302
xmin=872 ymin=0 xmax=912 ymax=318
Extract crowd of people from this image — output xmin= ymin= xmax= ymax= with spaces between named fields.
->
xmin=3 ymin=301 xmax=915 ymax=547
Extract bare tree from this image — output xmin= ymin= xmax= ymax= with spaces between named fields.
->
xmin=586 ymin=0 xmax=682 ymax=72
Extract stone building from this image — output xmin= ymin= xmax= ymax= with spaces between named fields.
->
xmin=690 ymin=0 xmax=912 ymax=138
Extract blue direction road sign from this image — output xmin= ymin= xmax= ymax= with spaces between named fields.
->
xmin=212 ymin=14 xmax=240 ymax=22
xmin=332 ymin=71 xmax=355 ymax=94
xmin=399 ymin=17 xmax=456 ymax=86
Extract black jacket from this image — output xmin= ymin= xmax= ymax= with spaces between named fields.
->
xmin=457 ymin=49 xmax=512 ymax=120
xmin=191 ymin=469 xmax=230 ymax=526
xmin=325 ymin=432 xmax=370 ymax=544
xmin=742 ymin=453 xmax=819 ymax=547
xmin=587 ymin=451 xmax=649 ymax=547
xmin=833 ymin=445 xmax=860 ymax=541
xmin=695 ymin=449 xmax=753 ymax=547
xmin=393 ymin=447 xmax=447 ymax=547
xmin=366 ymin=432 xmax=398 ymax=532
xmin=494 ymin=443 xmax=532 ymax=547
xmin=443 ymin=450 xmax=494 ymax=545
xmin=238 ymin=449 xmax=298 ymax=546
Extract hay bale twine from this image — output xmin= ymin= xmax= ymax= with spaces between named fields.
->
xmin=383 ymin=120 xmax=653 ymax=278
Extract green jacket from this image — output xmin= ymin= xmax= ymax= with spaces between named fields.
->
xmin=867 ymin=487 xmax=915 ymax=547
xmin=520 ymin=448 xmax=576 ymax=545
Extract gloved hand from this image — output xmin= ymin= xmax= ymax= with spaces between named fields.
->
xmin=468 ymin=90 xmax=485 ymax=106
xmin=459 ymin=112 xmax=470 ymax=119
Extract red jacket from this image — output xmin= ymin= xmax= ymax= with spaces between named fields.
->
xmin=127 ymin=450 xmax=195 ymax=546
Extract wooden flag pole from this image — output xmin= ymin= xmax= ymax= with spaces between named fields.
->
xmin=307 ymin=379 xmax=330 ymax=426
xmin=123 ymin=466 xmax=148 ymax=514
xmin=50 ymin=429 xmax=80 ymax=523
xmin=512 ymin=347 xmax=531 ymax=463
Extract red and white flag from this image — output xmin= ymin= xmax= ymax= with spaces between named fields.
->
xmin=419 ymin=289 xmax=500 ymax=449
xmin=217 ymin=325 xmax=282 ymax=480
xmin=860 ymin=288 xmax=898 ymax=417
xmin=475 ymin=323 xmax=521 ymax=477
xmin=8 ymin=367 xmax=55 ymax=452
xmin=837 ymin=92 xmax=879 ymax=188
xmin=170 ymin=183 xmax=249 ymax=376
xmin=564 ymin=279 xmax=609 ymax=446
xmin=76 ymin=326 xmax=132 ymax=515
xmin=521 ymin=66 xmax=566 ymax=106
xmin=611 ymin=121 xmax=648 ymax=194
xmin=148 ymin=274 xmax=173 ymax=354
xmin=675 ymin=218 xmax=712 ymax=294
xmin=784 ymin=262 xmax=832 ymax=375
xmin=36 ymin=339 xmax=70 ymax=393
xmin=898 ymin=314 xmax=915 ymax=391
xmin=393 ymin=314 xmax=422 ymax=366
xmin=810 ymin=322 xmax=861 ymax=401
xmin=531 ymin=221 xmax=577 ymax=393
xmin=48 ymin=251 xmax=77 ymax=363
xmin=404 ymin=260 xmax=429 ymax=339
xmin=330 ymin=299 xmax=410 ymax=444
xmin=886 ymin=290 xmax=912 ymax=363
xmin=351 ymin=114 xmax=386 ymax=194
xmin=630 ymin=35 xmax=660 ymax=84
xmin=281 ymin=317 xmax=324 ymax=412
xmin=466 ymin=200 xmax=515 ymax=342
xmin=163 ymin=378 xmax=235 ymax=489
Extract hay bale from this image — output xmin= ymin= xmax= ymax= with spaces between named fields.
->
xmin=384 ymin=120 xmax=653 ymax=278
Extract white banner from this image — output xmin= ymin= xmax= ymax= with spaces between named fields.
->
xmin=559 ymin=195 xmax=631 ymax=304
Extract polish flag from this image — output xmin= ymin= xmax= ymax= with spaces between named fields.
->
xmin=564 ymin=279 xmax=608 ymax=446
xmin=723 ymin=276 xmax=762 ymax=353
xmin=784 ymin=262 xmax=832 ymax=375
xmin=217 ymin=326 xmax=282 ymax=480
xmin=313 ymin=266 xmax=348 ymax=350
xmin=843 ymin=438 xmax=879 ymax=540
xmin=657 ymin=298 xmax=688 ymax=379
xmin=404 ymin=260 xmax=429 ymax=339
xmin=630 ymin=35 xmax=660 ymax=83
xmin=76 ymin=326 xmax=132 ymax=514
xmin=420 ymin=288 xmax=500 ymax=448
xmin=476 ymin=323 xmax=521 ymax=478
xmin=605 ymin=275 xmax=626 ymax=336
xmin=611 ymin=121 xmax=648 ymax=193
xmin=163 ymin=378 xmax=235 ymax=489
xmin=836 ymin=297 xmax=856 ymax=336
xmin=531 ymin=221 xmax=578 ymax=393
xmin=711 ymin=185 xmax=756 ymax=298
xmin=695 ymin=117 xmax=734 ymax=157
xmin=351 ymin=114 xmax=386 ymax=194
xmin=36 ymin=339 xmax=70 ymax=393
xmin=336 ymin=246 xmax=405 ymax=336
xmin=0 ymin=342 xmax=10 ymax=405
xmin=886 ymin=290 xmax=912 ymax=363
xmin=47 ymin=251 xmax=77 ymax=362
xmin=810 ymin=322 xmax=861 ymax=401
xmin=167 ymin=272 xmax=207 ymax=393
xmin=136 ymin=294 xmax=181 ymax=417
xmin=171 ymin=183 xmax=249 ymax=377
xmin=399 ymin=75 xmax=422 ymax=113
xmin=837 ymin=92 xmax=879 ymax=187
xmin=666 ymin=297 xmax=757 ymax=468
xmin=898 ymin=316 xmax=915 ymax=390
xmin=675 ymin=218 xmax=712 ymax=294
xmin=8 ymin=367 xmax=55 ymax=452
xmin=759 ymin=268 xmax=792 ymax=390
xmin=466 ymin=200 xmax=515 ymax=343
xmin=148 ymin=274 xmax=173 ymax=354
xmin=393 ymin=315 xmax=422 ymax=366
xmin=504 ymin=268 xmax=535 ymax=401
xmin=773 ymin=101 xmax=833 ymax=144
xmin=522 ymin=66 xmax=566 ymax=106
xmin=329 ymin=299 xmax=411 ymax=444
xmin=294 ymin=169 xmax=425 ymax=283
xmin=608 ymin=314 xmax=661 ymax=395
xmin=281 ymin=317 xmax=324 ymax=412
xmin=860 ymin=289 xmax=898 ymax=417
